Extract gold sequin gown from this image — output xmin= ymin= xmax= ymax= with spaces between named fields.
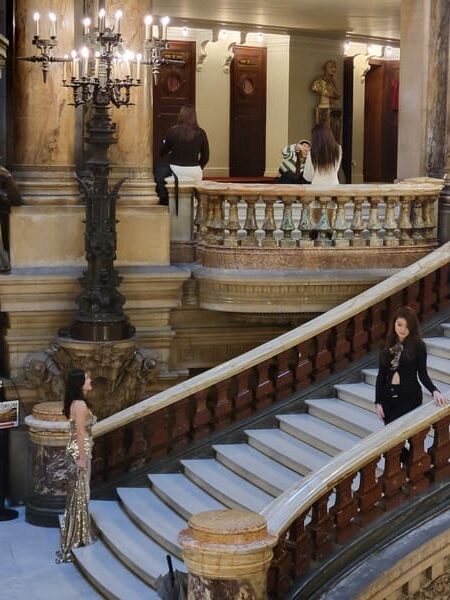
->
xmin=55 ymin=411 xmax=96 ymax=563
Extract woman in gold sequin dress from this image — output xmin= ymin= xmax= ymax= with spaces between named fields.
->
xmin=55 ymin=368 xmax=95 ymax=563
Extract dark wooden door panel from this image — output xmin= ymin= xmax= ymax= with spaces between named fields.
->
xmin=152 ymin=41 xmax=196 ymax=169
xmin=230 ymin=46 xmax=267 ymax=177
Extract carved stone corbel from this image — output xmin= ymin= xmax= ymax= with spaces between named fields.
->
xmin=197 ymin=40 xmax=210 ymax=72
xmin=223 ymin=42 xmax=237 ymax=74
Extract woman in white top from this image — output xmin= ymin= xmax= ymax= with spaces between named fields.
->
xmin=303 ymin=122 xmax=342 ymax=185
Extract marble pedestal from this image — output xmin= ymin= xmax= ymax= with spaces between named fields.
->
xmin=179 ymin=509 xmax=278 ymax=599
xmin=25 ymin=402 xmax=69 ymax=527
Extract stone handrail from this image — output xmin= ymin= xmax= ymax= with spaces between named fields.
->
xmin=264 ymin=398 xmax=450 ymax=598
xmin=92 ymin=242 xmax=449 ymax=443
xmin=194 ymin=181 xmax=442 ymax=249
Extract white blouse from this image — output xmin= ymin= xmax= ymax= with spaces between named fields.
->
xmin=303 ymin=146 xmax=342 ymax=185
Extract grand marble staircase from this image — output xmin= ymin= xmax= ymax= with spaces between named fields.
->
xmin=73 ymin=326 xmax=450 ymax=599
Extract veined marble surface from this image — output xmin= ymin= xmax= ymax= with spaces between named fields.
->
xmin=0 ymin=507 xmax=101 ymax=600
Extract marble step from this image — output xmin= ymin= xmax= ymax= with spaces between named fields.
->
xmin=148 ymin=473 xmax=224 ymax=521
xmin=117 ymin=487 xmax=186 ymax=559
xmin=73 ymin=540 xmax=158 ymax=600
xmin=305 ymin=398 xmax=383 ymax=437
xmin=89 ymin=500 xmax=184 ymax=587
xmin=334 ymin=382 xmax=376 ymax=412
xmin=362 ymin=368 xmax=378 ymax=387
xmin=442 ymin=323 xmax=450 ymax=338
xmin=213 ymin=443 xmax=301 ymax=495
xmin=181 ymin=458 xmax=274 ymax=512
xmin=277 ymin=413 xmax=361 ymax=456
xmin=425 ymin=337 xmax=450 ymax=360
xmin=245 ymin=428 xmax=330 ymax=475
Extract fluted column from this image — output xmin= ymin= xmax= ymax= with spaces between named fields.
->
xmin=106 ymin=0 xmax=156 ymax=204
xmin=12 ymin=0 xmax=79 ymax=203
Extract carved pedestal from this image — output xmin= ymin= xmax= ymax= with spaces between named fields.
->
xmin=25 ymin=401 xmax=69 ymax=526
xmin=179 ymin=509 xmax=278 ymax=600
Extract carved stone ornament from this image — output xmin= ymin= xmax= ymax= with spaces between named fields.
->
xmin=24 ymin=336 xmax=159 ymax=419
xmin=408 ymin=573 xmax=450 ymax=599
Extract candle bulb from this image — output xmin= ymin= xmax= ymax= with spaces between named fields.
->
xmin=115 ymin=10 xmax=122 ymax=35
xmin=161 ymin=16 xmax=170 ymax=41
xmin=82 ymin=17 xmax=91 ymax=36
xmin=49 ymin=12 xmax=57 ymax=38
xmin=136 ymin=52 xmax=142 ymax=80
xmin=144 ymin=15 xmax=153 ymax=40
xmin=71 ymin=50 xmax=77 ymax=79
xmin=98 ymin=8 xmax=106 ymax=33
xmin=62 ymin=54 xmax=68 ymax=80
xmin=81 ymin=47 xmax=89 ymax=77
xmin=94 ymin=52 xmax=100 ymax=78
xmin=33 ymin=12 xmax=40 ymax=37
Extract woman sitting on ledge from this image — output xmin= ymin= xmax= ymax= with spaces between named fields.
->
xmin=303 ymin=122 xmax=341 ymax=185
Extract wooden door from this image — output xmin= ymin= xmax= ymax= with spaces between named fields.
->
xmin=364 ymin=59 xmax=399 ymax=182
xmin=152 ymin=41 xmax=196 ymax=170
xmin=342 ymin=56 xmax=354 ymax=183
xmin=229 ymin=46 xmax=267 ymax=177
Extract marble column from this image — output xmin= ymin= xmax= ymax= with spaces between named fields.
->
xmin=12 ymin=0 xmax=80 ymax=203
xmin=24 ymin=401 xmax=69 ymax=526
xmin=179 ymin=509 xmax=278 ymax=599
xmin=0 ymin=34 xmax=8 ymax=164
xmin=102 ymin=0 xmax=157 ymax=205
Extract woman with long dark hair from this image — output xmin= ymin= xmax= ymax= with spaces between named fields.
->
xmin=55 ymin=368 xmax=95 ymax=563
xmin=375 ymin=306 xmax=445 ymax=426
xmin=303 ymin=122 xmax=341 ymax=185
xmin=160 ymin=104 xmax=209 ymax=185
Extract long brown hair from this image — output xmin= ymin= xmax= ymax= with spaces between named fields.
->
xmin=385 ymin=306 xmax=421 ymax=349
xmin=63 ymin=368 xmax=87 ymax=419
xmin=176 ymin=104 xmax=200 ymax=141
xmin=310 ymin=123 xmax=340 ymax=172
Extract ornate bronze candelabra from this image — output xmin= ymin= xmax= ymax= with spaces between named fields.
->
xmin=19 ymin=10 xmax=174 ymax=341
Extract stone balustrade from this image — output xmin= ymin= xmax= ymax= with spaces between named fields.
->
xmin=194 ymin=182 xmax=441 ymax=250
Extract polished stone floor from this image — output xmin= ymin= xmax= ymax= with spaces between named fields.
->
xmin=0 ymin=506 xmax=101 ymax=600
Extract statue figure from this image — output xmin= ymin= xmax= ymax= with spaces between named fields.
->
xmin=0 ymin=166 xmax=22 ymax=271
xmin=311 ymin=60 xmax=342 ymax=142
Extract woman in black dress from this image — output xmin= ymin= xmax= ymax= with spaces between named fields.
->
xmin=375 ymin=306 xmax=445 ymax=425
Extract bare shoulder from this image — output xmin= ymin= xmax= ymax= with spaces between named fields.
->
xmin=70 ymin=399 xmax=88 ymax=419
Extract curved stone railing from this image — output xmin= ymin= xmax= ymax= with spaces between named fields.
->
xmin=90 ymin=242 xmax=449 ymax=484
xmin=263 ymin=400 xmax=450 ymax=598
xmin=194 ymin=181 xmax=441 ymax=250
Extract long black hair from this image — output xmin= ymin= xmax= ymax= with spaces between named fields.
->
xmin=310 ymin=122 xmax=340 ymax=172
xmin=175 ymin=104 xmax=200 ymax=141
xmin=385 ymin=305 xmax=421 ymax=349
xmin=63 ymin=368 xmax=87 ymax=419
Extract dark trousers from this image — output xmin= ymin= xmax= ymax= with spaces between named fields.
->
xmin=154 ymin=160 xmax=178 ymax=208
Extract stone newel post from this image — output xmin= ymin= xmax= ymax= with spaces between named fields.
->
xmin=179 ymin=509 xmax=278 ymax=599
xmin=25 ymin=402 xmax=69 ymax=526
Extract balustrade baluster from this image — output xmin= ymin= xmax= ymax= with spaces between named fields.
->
xmin=398 ymin=195 xmax=413 ymax=245
xmin=194 ymin=192 xmax=208 ymax=242
xmin=192 ymin=389 xmax=212 ymax=440
xmin=367 ymin=195 xmax=383 ymax=246
xmin=106 ymin=429 xmax=128 ymax=478
xmin=91 ymin=437 xmax=108 ymax=484
xmin=436 ymin=264 xmax=450 ymax=307
xmin=148 ymin=409 xmax=171 ymax=459
xmin=334 ymin=196 xmax=349 ymax=247
xmin=298 ymin=196 xmax=315 ymax=247
xmin=274 ymin=348 xmax=295 ymax=400
xmin=288 ymin=514 xmax=311 ymax=576
xmin=350 ymin=196 xmax=366 ymax=247
xmin=307 ymin=494 xmax=333 ymax=560
xmin=411 ymin=195 xmax=425 ymax=243
xmin=383 ymin=195 xmax=399 ymax=246
xmin=380 ymin=442 xmax=407 ymax=510
xmin=280 ymin=196 xmax=296 ymax=248
xmin=254 ymin=359 xmax=274 ymax=409
xmin=333 ymin=320 xmax=352 ymax=370
xmin=405 ymin=428 xmax=431 ymax=496
xmin=354 ymin=458 xmax=383 ymax=526
xmin=242 ymin=195 xmax=258 ymax=246
xmin=314 ymin=330 xmax=333 ymax=380
xmin=210 ymin=193 xmax=226 ymax=244
xmin=350 ymin=310 xmax=370 ymax=360
xmin=422 ymin=194 xmax=436 ymax=241
xmin=261 ymin=196 xmax=277 ymax=247
xmin=234 ymin=369 xmax=254 ymax=419
xmin=213 ymin=379 xmax=234 ymax=430
xmin=330 ymin=475 xmax=359 ymax=543
xmin=368 ymin=300 xmax=388 ymax=346
xmin=204 ymin=194 xmax=216 ymax=244
xmin=295 ymin=340 xmax=315 ymax=389
xmin=428 ymin=415 xmax=450 ymax=481
xmin=126 ymin=421 xmax=147 ymax=470
xmin=316 ymin=196 xmax=332 ymax=246
xmin=268 ymin=533 xmax=295 ymax=600
xmin=404 ymin=280 xmax=422 ymax=315
xmin=421 ymin=272 xmax=439 ymax=317
xmin=223 ymin=195 xmax=240 ymax=247
xmin=170 ymin=397 xmax=192 ymax=451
